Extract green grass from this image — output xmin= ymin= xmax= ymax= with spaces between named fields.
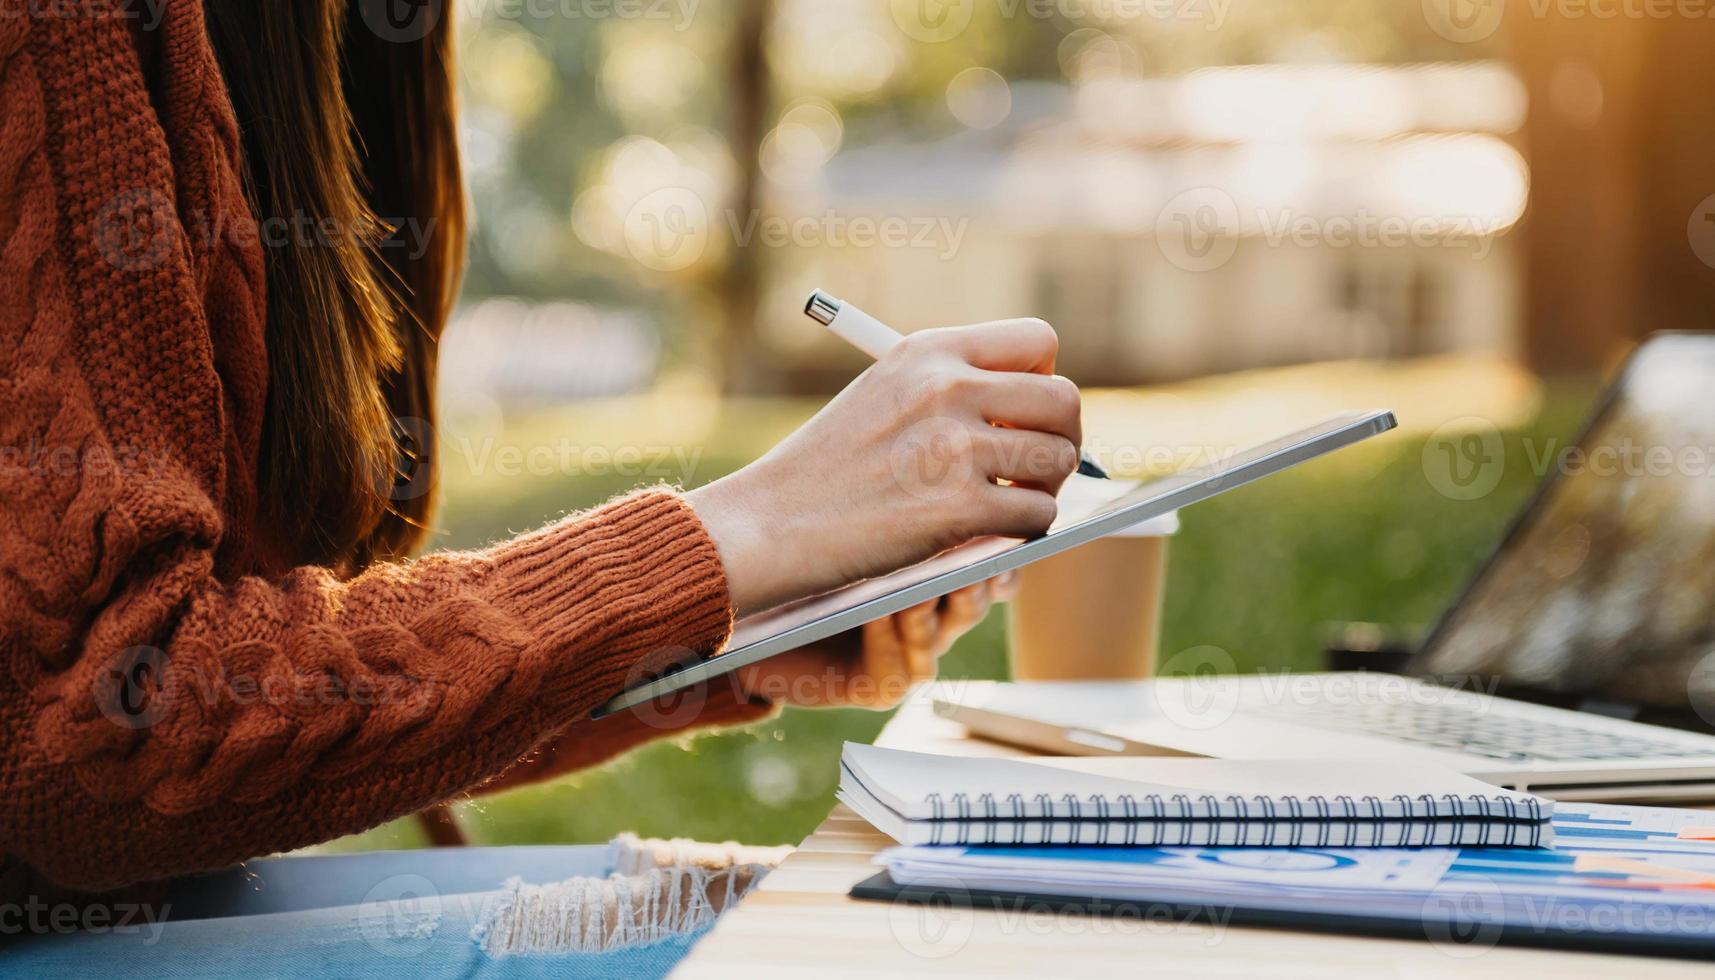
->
xmin=323 ymin=383 xmax=1596 ymax=852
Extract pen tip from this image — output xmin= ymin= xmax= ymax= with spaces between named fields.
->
xmin=1077 ymin=456 xmax=1110 ymax=480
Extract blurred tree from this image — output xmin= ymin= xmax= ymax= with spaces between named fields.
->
xmin=718 ymin=0 xmax=774 ymax=392
xmin=1509 ymin=11 xmax=1715 ymax=374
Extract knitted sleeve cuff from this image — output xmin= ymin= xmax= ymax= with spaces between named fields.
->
xmin=483 ymin=489 xmax=735 ymax=715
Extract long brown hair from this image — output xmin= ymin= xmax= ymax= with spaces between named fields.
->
xmin=203 ymin=0 xmax=466 ymax=569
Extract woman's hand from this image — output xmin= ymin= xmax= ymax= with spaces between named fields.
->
xmin=731 ymin=577 xmax=1013 ymax=708
xmin=687 ymin=319 xmax=1079 ymax=616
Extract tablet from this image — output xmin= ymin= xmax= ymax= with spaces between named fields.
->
xmin=596 ymin=410 xmax=1398 ymax=716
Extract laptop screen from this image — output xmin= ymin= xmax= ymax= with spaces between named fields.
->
xmin=1414 ymin=335 xmax=1715 ymax=725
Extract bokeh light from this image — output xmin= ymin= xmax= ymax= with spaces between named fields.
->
xmin=946 ymin=67 xmax=1012 ymax=129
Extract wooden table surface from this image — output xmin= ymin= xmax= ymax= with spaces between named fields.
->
xmin=673 ymin=690 xmax=1715 ymax=978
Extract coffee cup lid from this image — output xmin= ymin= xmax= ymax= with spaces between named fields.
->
xmin=1059 ymin=475 xmax=1181 ymax=538
xmin=1112 ymin=510 xmax=1180 ymax=538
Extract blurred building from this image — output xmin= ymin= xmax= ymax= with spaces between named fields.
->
xmin=439 ymin=298 xmax=661 ymax=405
xmin=768 ymin=62 xmax=1530 ymax=388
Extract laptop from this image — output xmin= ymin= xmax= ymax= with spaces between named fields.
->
xmin=938 ymin=333 xmax=1715 ymax=801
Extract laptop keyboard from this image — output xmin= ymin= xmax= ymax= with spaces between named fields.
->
xmin=1262 ymin=698 xmax=1710 ymax=763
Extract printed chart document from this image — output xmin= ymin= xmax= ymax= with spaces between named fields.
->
xmin=862 ymin=802 xmax=1715 ymax=956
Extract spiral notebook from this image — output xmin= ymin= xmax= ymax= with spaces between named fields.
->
xmin=838 ymin=743 xmax=1554 ymax=848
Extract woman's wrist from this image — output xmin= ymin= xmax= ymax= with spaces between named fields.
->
xmin=685 ymin=472 xmax=797 ymax=617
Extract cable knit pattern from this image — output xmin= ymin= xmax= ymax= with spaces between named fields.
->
xmin=0 ymin=4 xmax=765 ymax=894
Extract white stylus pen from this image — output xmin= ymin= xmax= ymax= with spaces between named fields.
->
xmin=804 ymin=290 xmax=1109 ymax=480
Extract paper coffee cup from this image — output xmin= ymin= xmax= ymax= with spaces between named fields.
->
xmin=1009 ymin=481 xmax=1178 ymax=681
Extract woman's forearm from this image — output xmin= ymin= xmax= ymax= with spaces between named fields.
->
xmin=4 ymin=490 xmax=732 ymax=892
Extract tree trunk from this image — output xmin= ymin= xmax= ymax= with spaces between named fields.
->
xmin=1511 ymin=11 xmax=1715 ymax=375
xmin=719 ymin=0 xmax=774 ymax=393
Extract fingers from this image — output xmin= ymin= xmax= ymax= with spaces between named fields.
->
xmin=898 ymin=598 xmax=939 ymax=649
xmin=942 ymin=582 xmax=991 ymax=638
xmin=897 ymin=599 xmax=941 ymax=679
xmin=980 ymin=483 xmax=1060 ymax=539
xmin=991 ymin=570 xmax=1021 ymax=602
xmin=896 ymin=583 xmax=991 ymax=685
xmin=919 ymin=318 xmax=1059 ymax=374
xmin=861 ymin=614 xmax=912 ymax=698
xmin=980 ymin=428 xmax=1079 ymax=496
xmin=979 ymin=372 xmax=1083 ymax=447
xmin=746 ymin=579 xmax=1007 ymax=712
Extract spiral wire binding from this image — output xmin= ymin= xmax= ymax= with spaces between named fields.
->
xmin=915 ymin=792 xmax=1549 ymax=847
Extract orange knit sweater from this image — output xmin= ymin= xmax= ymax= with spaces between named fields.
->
xmin=0 ymin=3 xmax=768 ymax=894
